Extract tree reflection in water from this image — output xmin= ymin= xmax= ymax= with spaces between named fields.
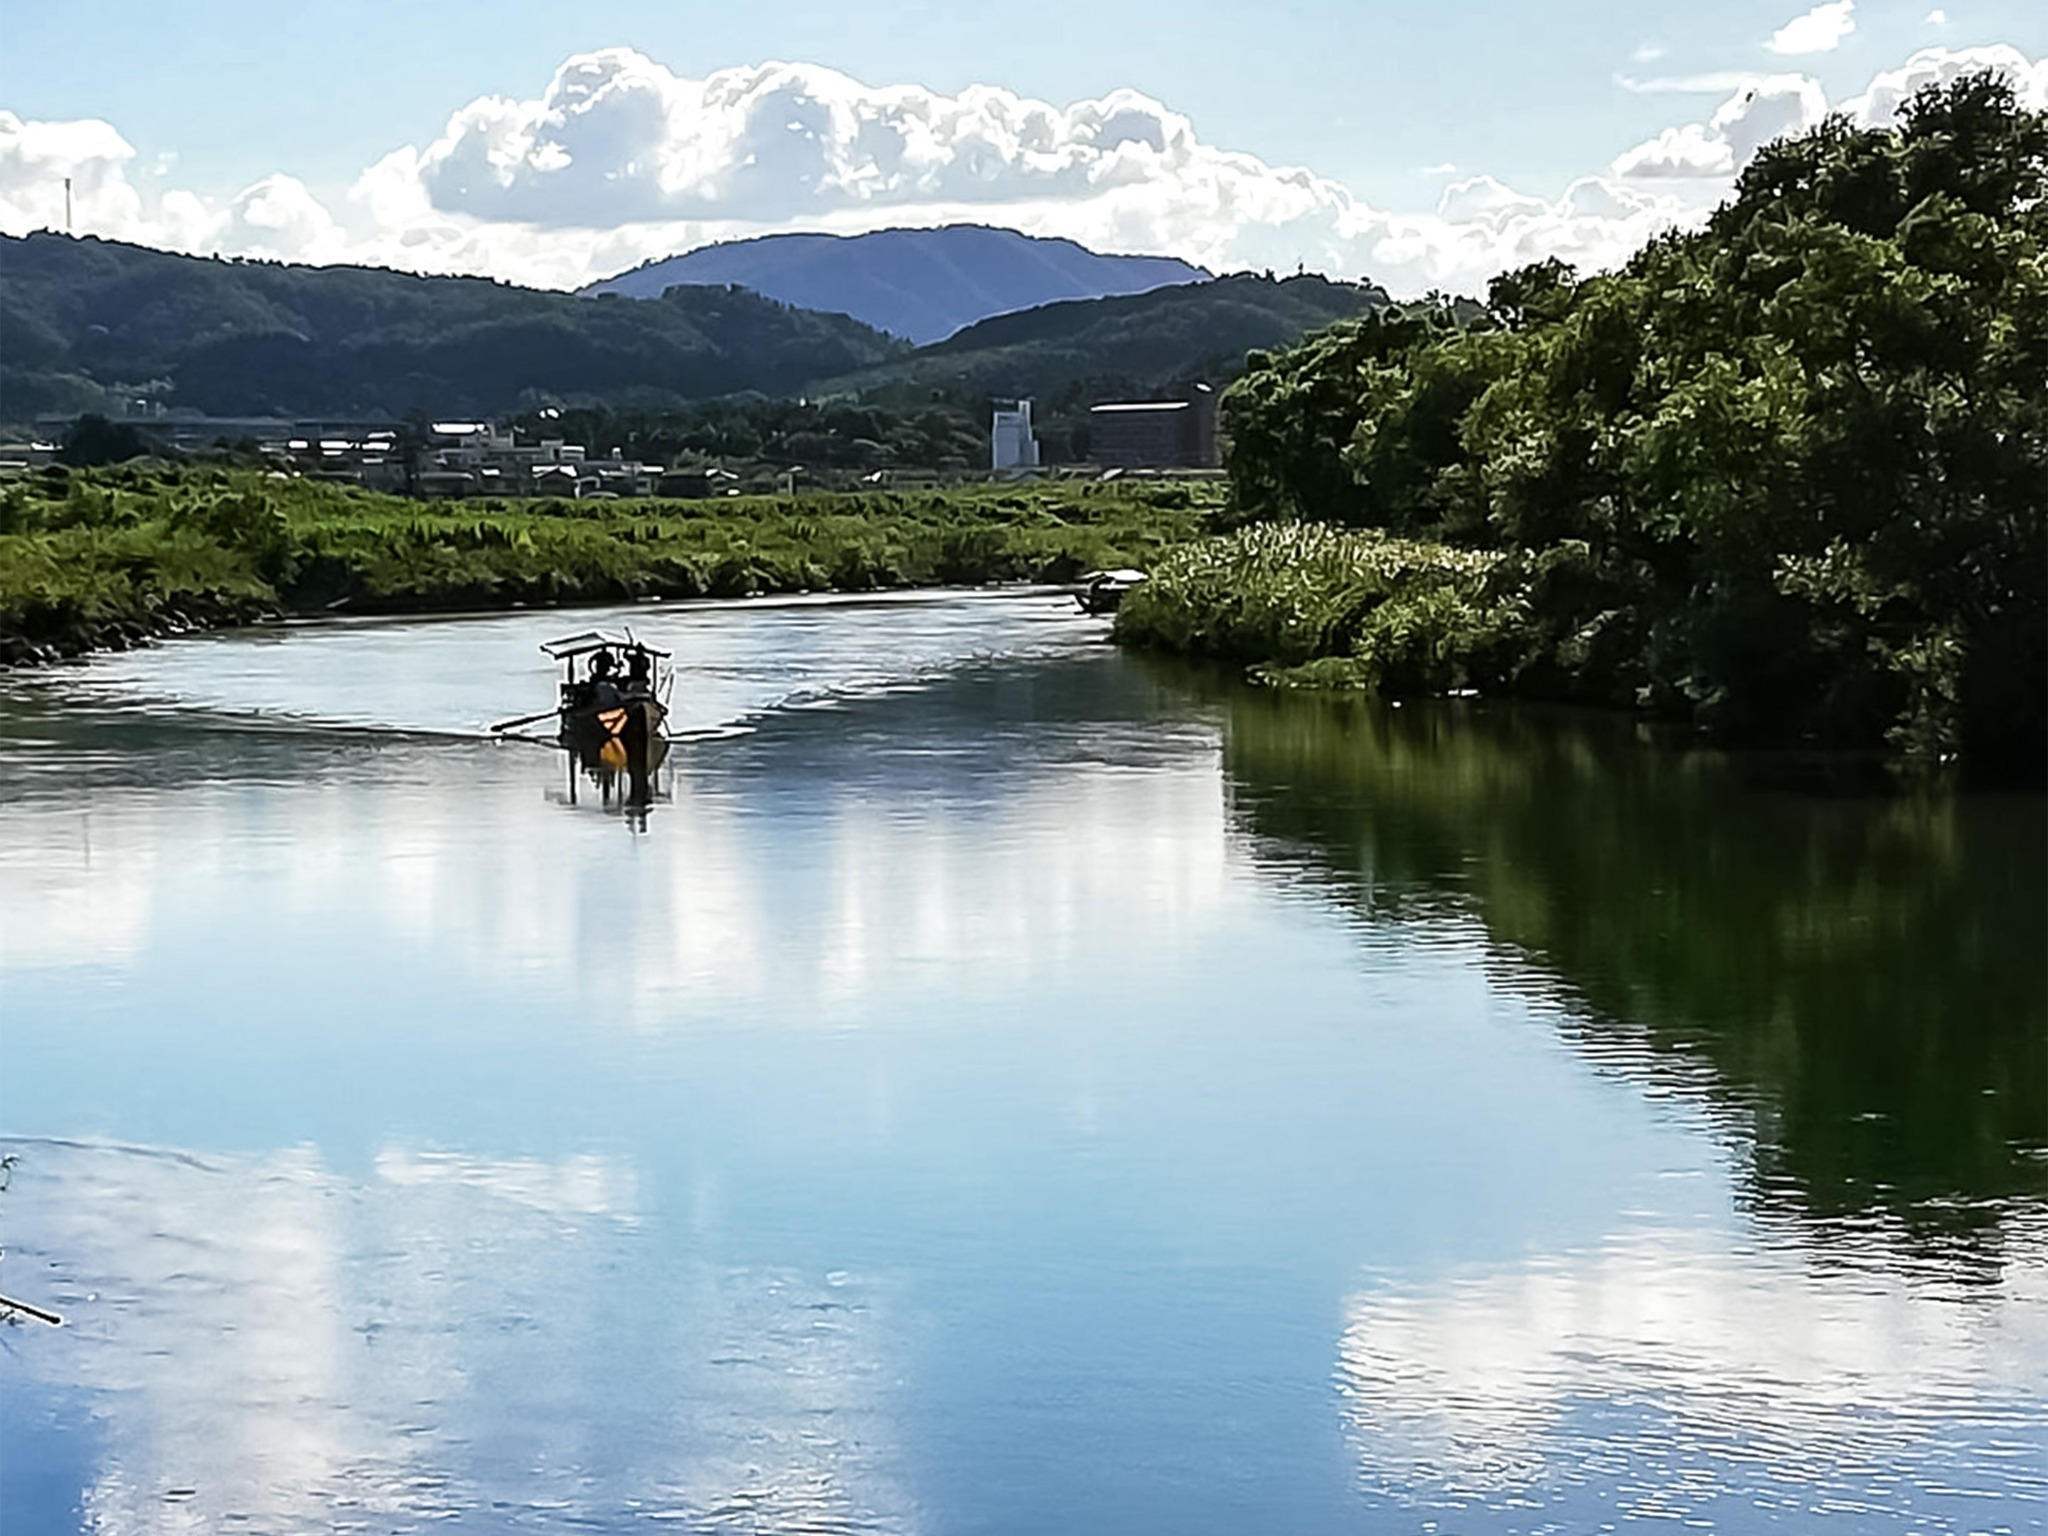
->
xmin=1180 ymin=665 xmax=2046 ymax=1268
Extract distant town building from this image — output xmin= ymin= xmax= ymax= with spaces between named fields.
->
xmin=990 ymin=399 xmax=1041 ymax=472
xmin=1088 ymin=383 xmax=1219 ymax=470
xmin=18 ymin=412 xmax=653 ymax=499
xmin=658 ymin=466 xmax=742 ymax=499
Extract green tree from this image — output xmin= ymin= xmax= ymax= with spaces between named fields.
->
xmin=1208 ymin=71 xmax=2047 ymax=774
xmin=58 ymin=414 xmax=150 ymax=467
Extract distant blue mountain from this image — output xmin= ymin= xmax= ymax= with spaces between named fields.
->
xmin=581 ymin=225 xmax=1209 ymax=344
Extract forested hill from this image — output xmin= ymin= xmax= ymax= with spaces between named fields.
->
xmin=502 ymin=277 xmax=1394 ymax=474
xmin=582 ymin=225 xmax=1208 ymax=344
xmin=821 ymin=272 xmax=1393 ymax=413
xmin=0 ymin=233 xmax=909 ymax=421
xmin=2 ymin=236 xmax=1393 ymax=440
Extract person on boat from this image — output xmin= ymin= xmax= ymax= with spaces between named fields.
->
xmin=625 ymin=647 xmax=651 ymax=694
xmin=589 ymin=647 xmax=622 ymax=709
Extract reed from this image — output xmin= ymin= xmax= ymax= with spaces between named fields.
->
xmin=1113 ymin=522 xmax=1525 ymax=695
xmin=0 ymin=466 xmax=1222 ymax=659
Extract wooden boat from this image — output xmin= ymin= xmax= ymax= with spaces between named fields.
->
xmin=538 ymin=630 xmax=671 ymax=757
xmin=487 ymin=631 xmax=673 ymax=826
xmin=1073 ymin=568 xmax=1147 ymax=614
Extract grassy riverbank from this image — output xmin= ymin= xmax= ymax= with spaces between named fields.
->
xmin=0 ymin=465 xmax=1220 ymax=660
xmin=1114 ymin=517 xmax=2045 ymax=782
xmin=1113 ymin=521 xmax=1739 ymax=705
xmin=1113 ymin=523 xmax=1521 ymax=695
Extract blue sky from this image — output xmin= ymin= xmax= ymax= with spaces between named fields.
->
xmin=2 ymin=0 xmax=2043 ymax=294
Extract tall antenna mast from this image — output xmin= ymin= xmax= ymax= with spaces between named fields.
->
xmin=64 ymin=176 xmax=73 ymax=233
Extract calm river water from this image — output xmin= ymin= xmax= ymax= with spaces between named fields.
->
xmin=1 ymin=591 xmax=2043 ymax=1535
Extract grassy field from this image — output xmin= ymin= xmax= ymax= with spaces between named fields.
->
xmin=0 ymin=466 xmax=1223 ymax=659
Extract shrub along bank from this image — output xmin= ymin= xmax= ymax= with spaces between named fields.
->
xmin=0 ymin=465 xmax=1220 ymax=662
xmin=1113 ymin=523 xmax=1522 ymax=695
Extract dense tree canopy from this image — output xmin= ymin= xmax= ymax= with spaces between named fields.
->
xmin=56 ymin=413 xmax=151 ymax=468
xmin=1220 ymin=73 xmax=2046 ymax=774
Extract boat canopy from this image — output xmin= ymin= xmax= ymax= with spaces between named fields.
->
xmin=1077 ymin=569 xmax=1147 ymax=585
xmin=540 ymin=630 xmax=670 ymax=660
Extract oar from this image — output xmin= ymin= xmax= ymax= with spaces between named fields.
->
xmin=0 ymin=1292 xmax=60 ymax=1326
xmin=490 ymin=700 xmax=622 ymax=734
xmin=489 ymin=705 xmax=563 ymax=733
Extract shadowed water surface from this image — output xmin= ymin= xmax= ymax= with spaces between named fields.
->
xmin=1 ymin=592 xmax=2042 ymax=1534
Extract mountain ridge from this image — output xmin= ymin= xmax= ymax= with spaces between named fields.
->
xmin=581 ymin=225 xmax=1208 ymax=344
xmin=0 ymin=235 xmax=1385 ymax=445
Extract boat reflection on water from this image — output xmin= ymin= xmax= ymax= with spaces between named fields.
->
xmin=559 ymin=728 xmax=669 ymax=829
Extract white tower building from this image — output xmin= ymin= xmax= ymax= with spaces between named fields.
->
xmin=990 ymin=399 xmax=1040 ymax=472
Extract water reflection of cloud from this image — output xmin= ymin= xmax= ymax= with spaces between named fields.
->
xmin=288 ymin=748 xmax=1227 ymax=1026
xmin=1339 ymin=1223 xmax=2048 ymax=1526
xmin=5 ymin=1139 xmax=910 ymax=1533
xmin=18 ymin=1142 xmax=430 ymax=1534
xmin=0 ymin=729 xmax=1229 ymax=1029
xmin=373 ymin=1146 xmax=638 ymax=1218
xmin=0 ymin=805 xmax=158 ymax=969
xmin=805 ymin=764 xmax=1226 ymax=1016
xmin=644 ymin=1268 xmax=915 ymax=1533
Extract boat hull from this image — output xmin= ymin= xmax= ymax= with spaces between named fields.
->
xmin=560 ymin=696 xmax=666 ymax=751
xmin=1073 ymin=570 xmax=1146 ymax=614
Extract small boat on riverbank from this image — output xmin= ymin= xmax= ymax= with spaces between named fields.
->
xmin=1073 ymin=569 xmax=1147 ymax=615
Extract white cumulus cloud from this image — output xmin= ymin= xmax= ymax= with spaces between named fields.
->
xmin=0 ymin=113 xmax=343 ymax=262
xmin=331 ymin=49 xmax=1709 ymax=299
xmin=1613 ymin=73 xmax=1829 ymax=179
xmin=1 ymin=41 xmax=2043 ymax=304
xmin=1768 ymin=0 xmax=1857 ymax=56
xmin=217 ymin=173 xmax=347 ymax=262
xmin=398 ymin=50 xmax=1227 ymax=226
xmin=1612 ymin=42 xmax=2048 ymax=185
xmin=1844 ymin=42 xmax=2048 ymax=124
xmin=0 ymin=109 xmax=148 ymax=238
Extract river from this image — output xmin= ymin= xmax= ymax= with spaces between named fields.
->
xmin=1 ymin=590 xmax=2043 ymax=1535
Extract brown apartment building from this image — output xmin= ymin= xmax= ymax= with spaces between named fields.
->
xmin=1088 ymin=383 xmax=1219 ymax=469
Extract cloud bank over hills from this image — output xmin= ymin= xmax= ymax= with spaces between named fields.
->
xmin=1 ymin=37 xmax=2042 ymax=301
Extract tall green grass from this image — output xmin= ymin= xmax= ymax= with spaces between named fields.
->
xmin=0 ymin=467 xmax=1222 ymax=654
xmin=1114 ymin=523 xmax=1528 ymax=695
